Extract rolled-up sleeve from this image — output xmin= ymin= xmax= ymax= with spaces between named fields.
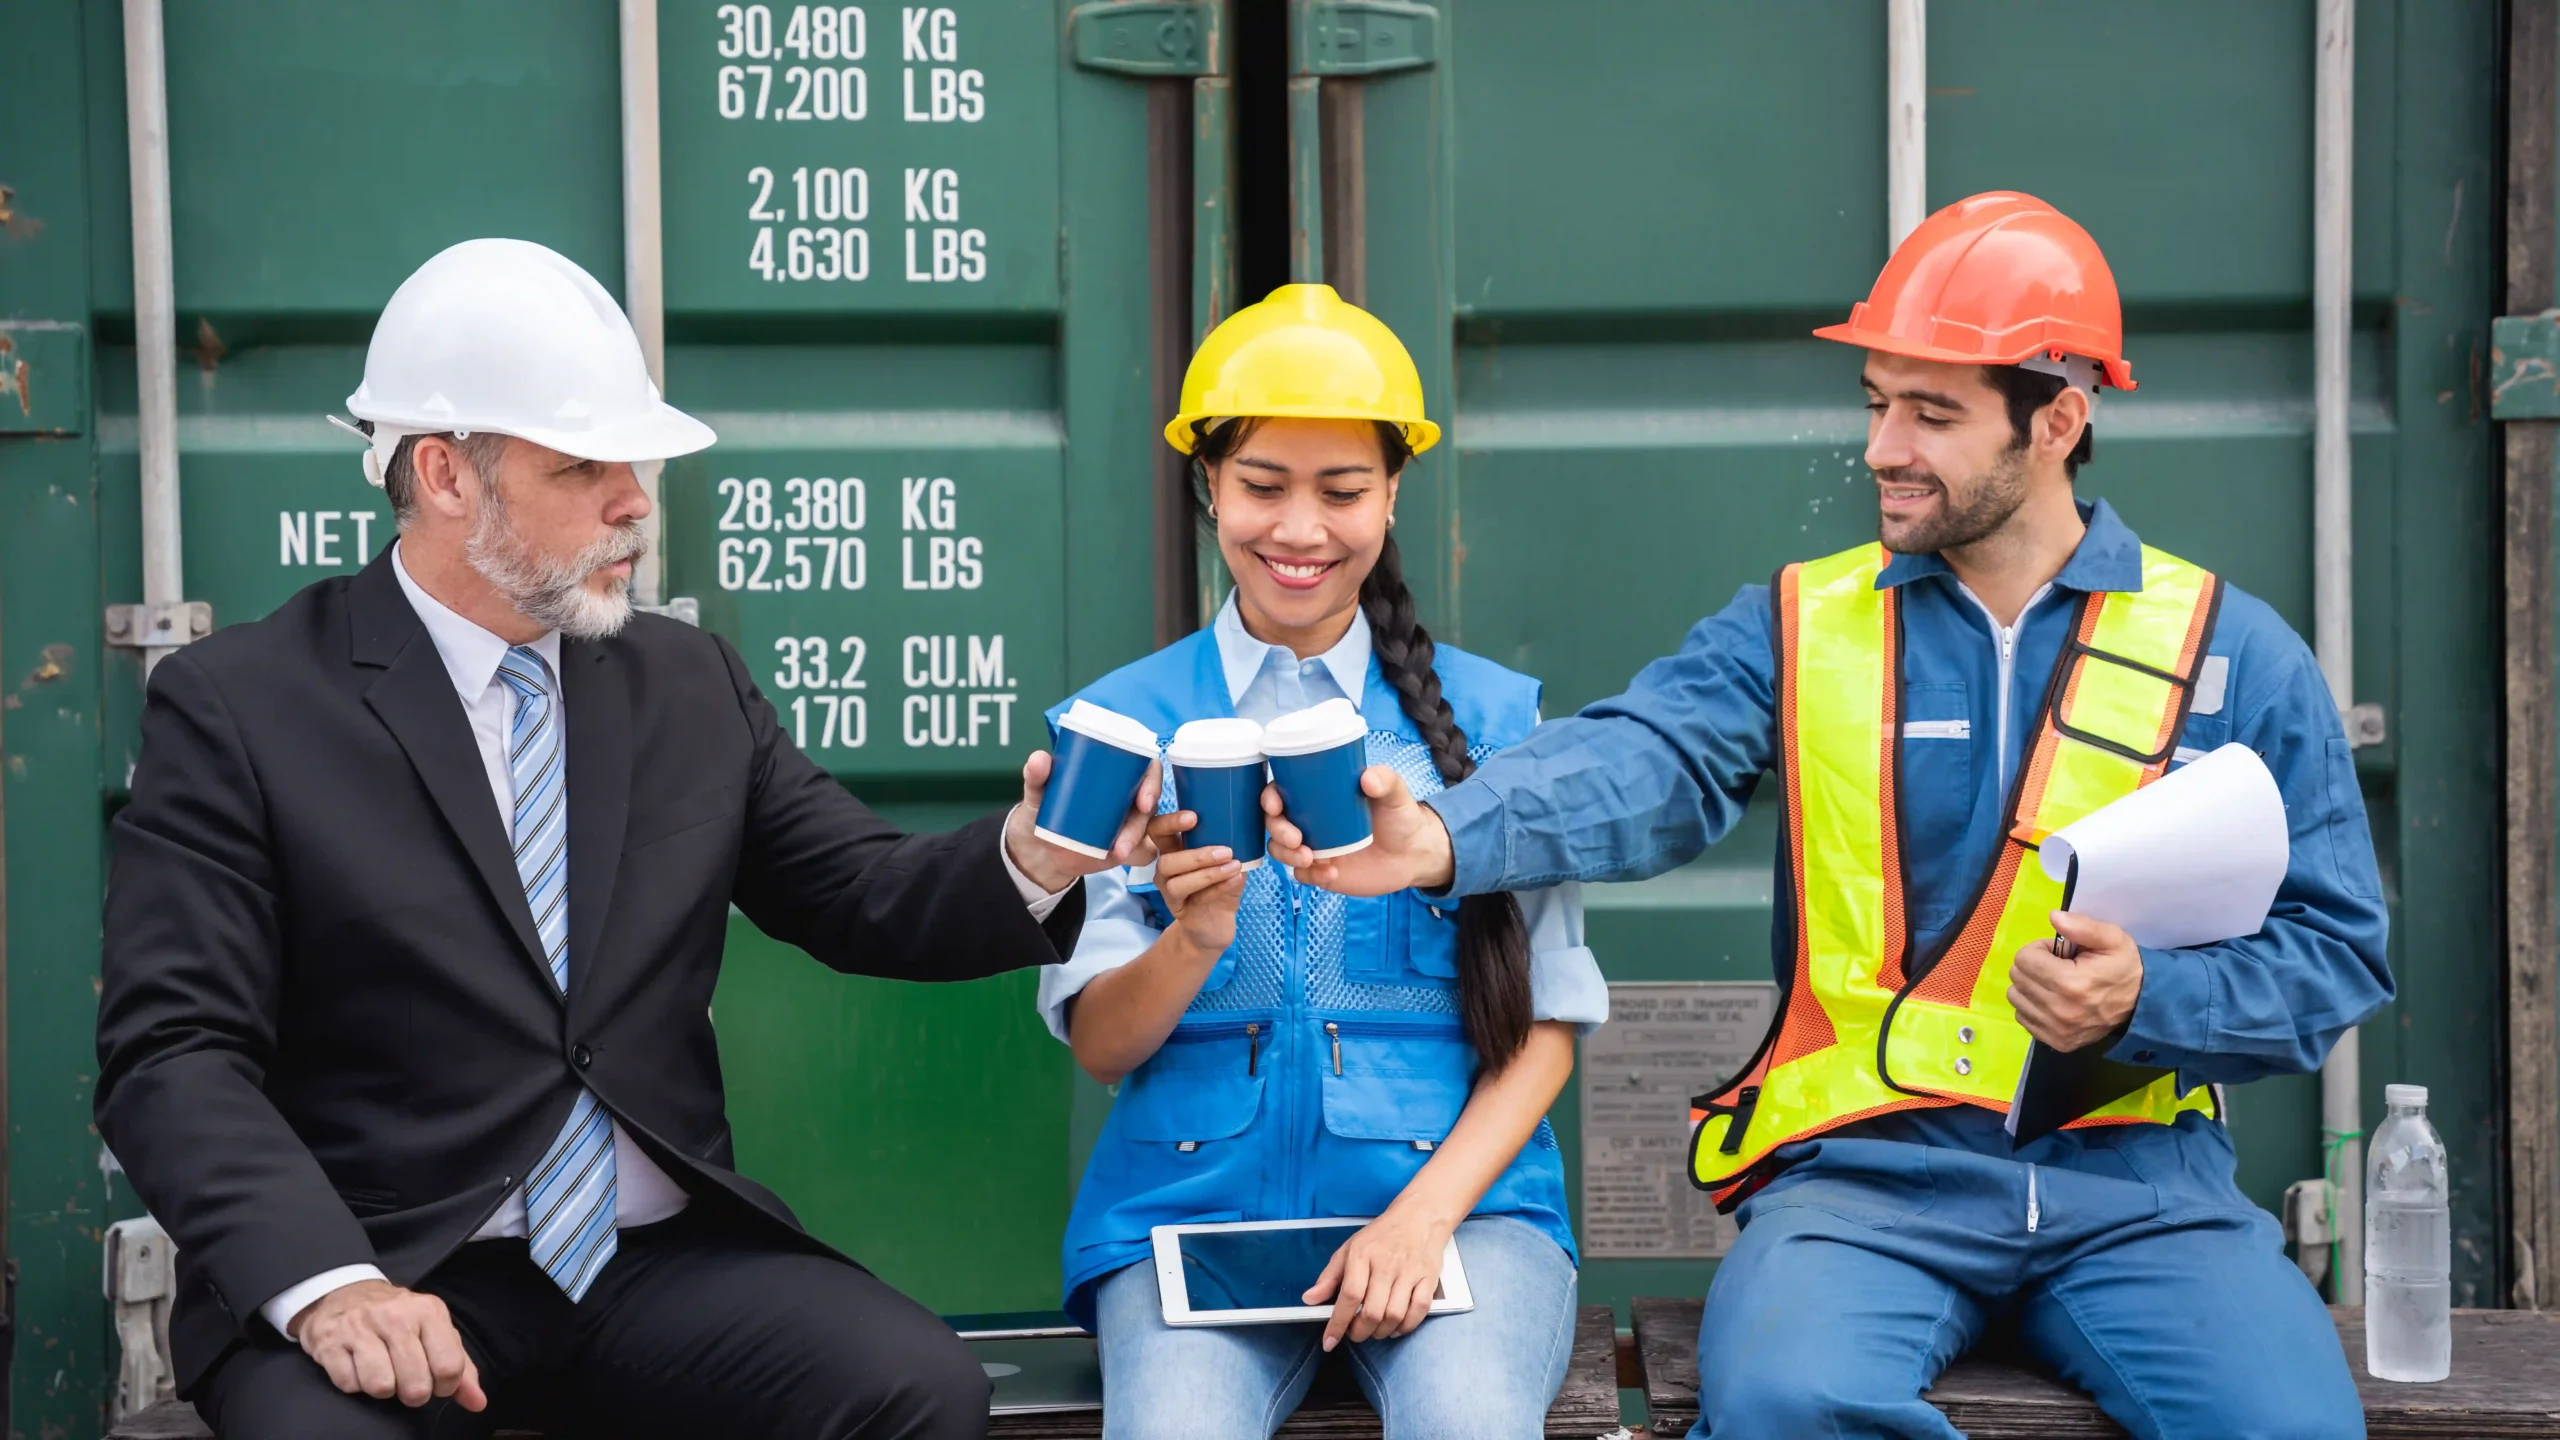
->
xmin=1522 ymin=883 xmax=1608 ymax=1034
xmin=1036 ymin=868 xmax=1163 ymax=1043
xmin=2110 ymin=621 xmax=2393 ymax=1084
xmin=1430 ymin=586 xmax=1781 ymax=898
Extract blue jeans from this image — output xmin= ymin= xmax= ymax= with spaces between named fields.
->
xmin=1692 ymin=1124 xmax=2364 ymax=1440
xmin=1094 ymin=1215 xmax=1578 ymax=1440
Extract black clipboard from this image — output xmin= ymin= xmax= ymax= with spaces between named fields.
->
xmin=2007 ymin=855 xmax=2173 ymax=1148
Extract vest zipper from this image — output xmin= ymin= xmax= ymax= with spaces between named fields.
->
xmin=1157 ymin=1020 xmax=1262 ymax=1043
xmin=1282 ymin=875 xmax=1306 ymax=1214
xmin=1315 ymin=1017 xmax=1466 ymax=1079
xmin=1325 ymin=1017 xmax=1466 ymax=1034
xmin=1153 ymin=1019 xmax=1268 ymax=1074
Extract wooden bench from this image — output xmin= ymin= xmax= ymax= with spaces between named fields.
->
xmin=1631 ymin=1294 xmax=2560 ymax=1439
xmin=106 ymin=1305 xmax=1627 ymax=1440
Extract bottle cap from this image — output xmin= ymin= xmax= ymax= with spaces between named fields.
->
xmin=2384 ymin=1083 xmax=2428 ymax=1108
xmin=1261 ymin=697 xmax=1367 ymax=756
xmin=1055 ymin=700 xmax=1162 ymax=758
xmin=1168 ymin=717 xmax=1265 ymax=768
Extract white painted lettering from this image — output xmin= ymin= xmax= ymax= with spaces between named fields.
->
xmin=966 ymin=634 xmax=1006 ymax=687
xmin=967 ymin=692 xmax=1015 ymax=746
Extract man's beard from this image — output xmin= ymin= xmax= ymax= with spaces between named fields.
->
xmin=1876 ymin=444 xmax=2032 ymax=555
xmin=465 ymin=482 xmax=648 ymax=641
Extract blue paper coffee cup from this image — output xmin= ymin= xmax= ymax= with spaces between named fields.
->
xmin=1168 ymin=718 xmax=1269 ymax=870
xmin=1035 ymin=700 xmax=1160 ymax=859
xmin=1262 ymin=697 xmax=1373 ymax=858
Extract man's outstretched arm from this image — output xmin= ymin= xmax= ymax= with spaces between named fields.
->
xmin=1270 ymin=587 xmax=1781 ymax=895
xmin=718 ymin=634 xmax=1155 ymax=977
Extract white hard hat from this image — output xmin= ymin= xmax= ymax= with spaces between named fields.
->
xmin=340 ymin=238 xmax=714 ymax=487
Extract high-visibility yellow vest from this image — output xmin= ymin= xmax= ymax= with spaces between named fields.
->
xmin=1688 ymin=542 xmax=2224 ymax=1204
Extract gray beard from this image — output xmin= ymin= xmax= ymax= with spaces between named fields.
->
xmin=1877 ymin=446 xmax=2032 ymax=555
xmin=465 ymin=484 xmax=647 ymax=641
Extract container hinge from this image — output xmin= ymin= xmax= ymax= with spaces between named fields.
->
xmin=2491 ymin=310 xmax=2560 ymax=419
xmin=1292 ymin=0 xmax=1438 ymax=76
xmin=637 ymin=596 xmax=700 ymax=626
xmin=2341 ymin=701 xmax=2385 ymax=749
xmin=1069 ymin=1 xmax=1223 ymax=77
xmin=104 ymin=1216 xmax=177 ymax=1422
xmin=2281 ymin=1176 xmax=2334 ymax=1290
xmin=105 ymin=601 xmax=213 ymax=650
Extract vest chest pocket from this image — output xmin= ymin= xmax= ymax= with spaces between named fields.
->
xmin=1113 ymin=1026 xmax=1267 ymax=1143
xmin=1341 ymin=895 xmax=1460 ymax=981
xmin=1317 ymin=1025 xmax=1475 ymax=1142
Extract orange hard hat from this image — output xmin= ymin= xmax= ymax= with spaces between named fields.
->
xmin=1815 ymin=191 xmax=2135 ymax=392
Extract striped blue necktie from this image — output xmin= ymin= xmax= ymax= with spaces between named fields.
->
xmin=495 ymin=646 xmax=618 ymax=1301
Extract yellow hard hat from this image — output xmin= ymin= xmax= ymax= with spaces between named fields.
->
xmin=1165 ymin=284 xmax=1441 ymax=456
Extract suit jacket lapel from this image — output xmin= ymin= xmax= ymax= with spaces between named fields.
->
xmin=560 ymin=638 xmax=631 ymax=1005
xmin=348 ymin=554 xmax=553 ymax=990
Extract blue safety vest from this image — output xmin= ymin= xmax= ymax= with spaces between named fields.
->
xmin=1048 ymin=627 xmax=1576 ymax=1327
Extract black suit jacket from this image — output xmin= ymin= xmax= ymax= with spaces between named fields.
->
xmin=95 ymin=551 xmax=1084 ymax=1390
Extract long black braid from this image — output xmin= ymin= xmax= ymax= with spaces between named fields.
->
xmin=1194 ymin=418 xmax=1537 ymax=1073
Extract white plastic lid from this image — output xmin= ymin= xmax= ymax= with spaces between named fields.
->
xmin=2385 ymin=1083 xmax=2428 ymax=1109
xmin=1260 ymin=697 xmax=1367 ymax=756
xmin=1055 ymin=700 xmax=1161 ymax=758
xmin=1168 ymin=717 xmax=1265 ymax=767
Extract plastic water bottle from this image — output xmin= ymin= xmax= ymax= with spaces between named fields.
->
xmin=2364 ymin=1083 xmax=2450 ymax=1382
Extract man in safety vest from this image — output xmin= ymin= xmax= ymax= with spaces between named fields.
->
xmin=1269 ymin=192 xmax=2388 ymax=1438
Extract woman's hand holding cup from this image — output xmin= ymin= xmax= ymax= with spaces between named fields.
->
xmin=1265 ymin=765 xmax=1455 ymax=896
xmin=1150 ymin=810 xmax=1248 ymax=957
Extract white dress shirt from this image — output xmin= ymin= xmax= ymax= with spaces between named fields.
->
xmin=1035 ymin=593 xmax=1610 ymax=1040
xmin=264 ymin=543 xmax=1069 ymax=1333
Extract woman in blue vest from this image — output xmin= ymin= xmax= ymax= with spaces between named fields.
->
xmin=1037 ymin=285 xmax=1606 ymax=1440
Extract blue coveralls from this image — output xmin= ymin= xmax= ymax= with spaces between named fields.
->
xmin=1426 ymin=501 xmax=2392 ymax=1440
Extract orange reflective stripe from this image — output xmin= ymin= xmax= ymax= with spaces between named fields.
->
xmin=1770 ymin=560 xmax=1839 ymax=1066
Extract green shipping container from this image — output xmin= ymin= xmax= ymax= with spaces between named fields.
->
xmin=0 ymin=2 xmax=2519 ymax=1435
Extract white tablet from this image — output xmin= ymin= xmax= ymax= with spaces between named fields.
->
xmin=1150 ymin=1217 xmax=1475 ymax=1327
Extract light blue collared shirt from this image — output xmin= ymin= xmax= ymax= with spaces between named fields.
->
xmin=1036 ymin=594 xmax=1609 ymax=1041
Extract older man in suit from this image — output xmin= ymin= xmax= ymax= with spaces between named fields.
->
xmin=94 ymin=238 xmax=1155 ymax=1439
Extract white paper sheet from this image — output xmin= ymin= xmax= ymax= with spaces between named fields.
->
xmin=2036 ymin=742 xmax=2290 ymax=949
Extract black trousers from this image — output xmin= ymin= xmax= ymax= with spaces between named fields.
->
xmin=195 ymin=1206 xmax=991 ymax=1440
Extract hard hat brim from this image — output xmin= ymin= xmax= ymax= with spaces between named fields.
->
xmin=344 ymin=398 xmax=720 ymax=463
xmin=1164 ymin=409 xmax=1442 ymax=457
xmin=1812 ymin=322 xmax=2137 ymax=392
